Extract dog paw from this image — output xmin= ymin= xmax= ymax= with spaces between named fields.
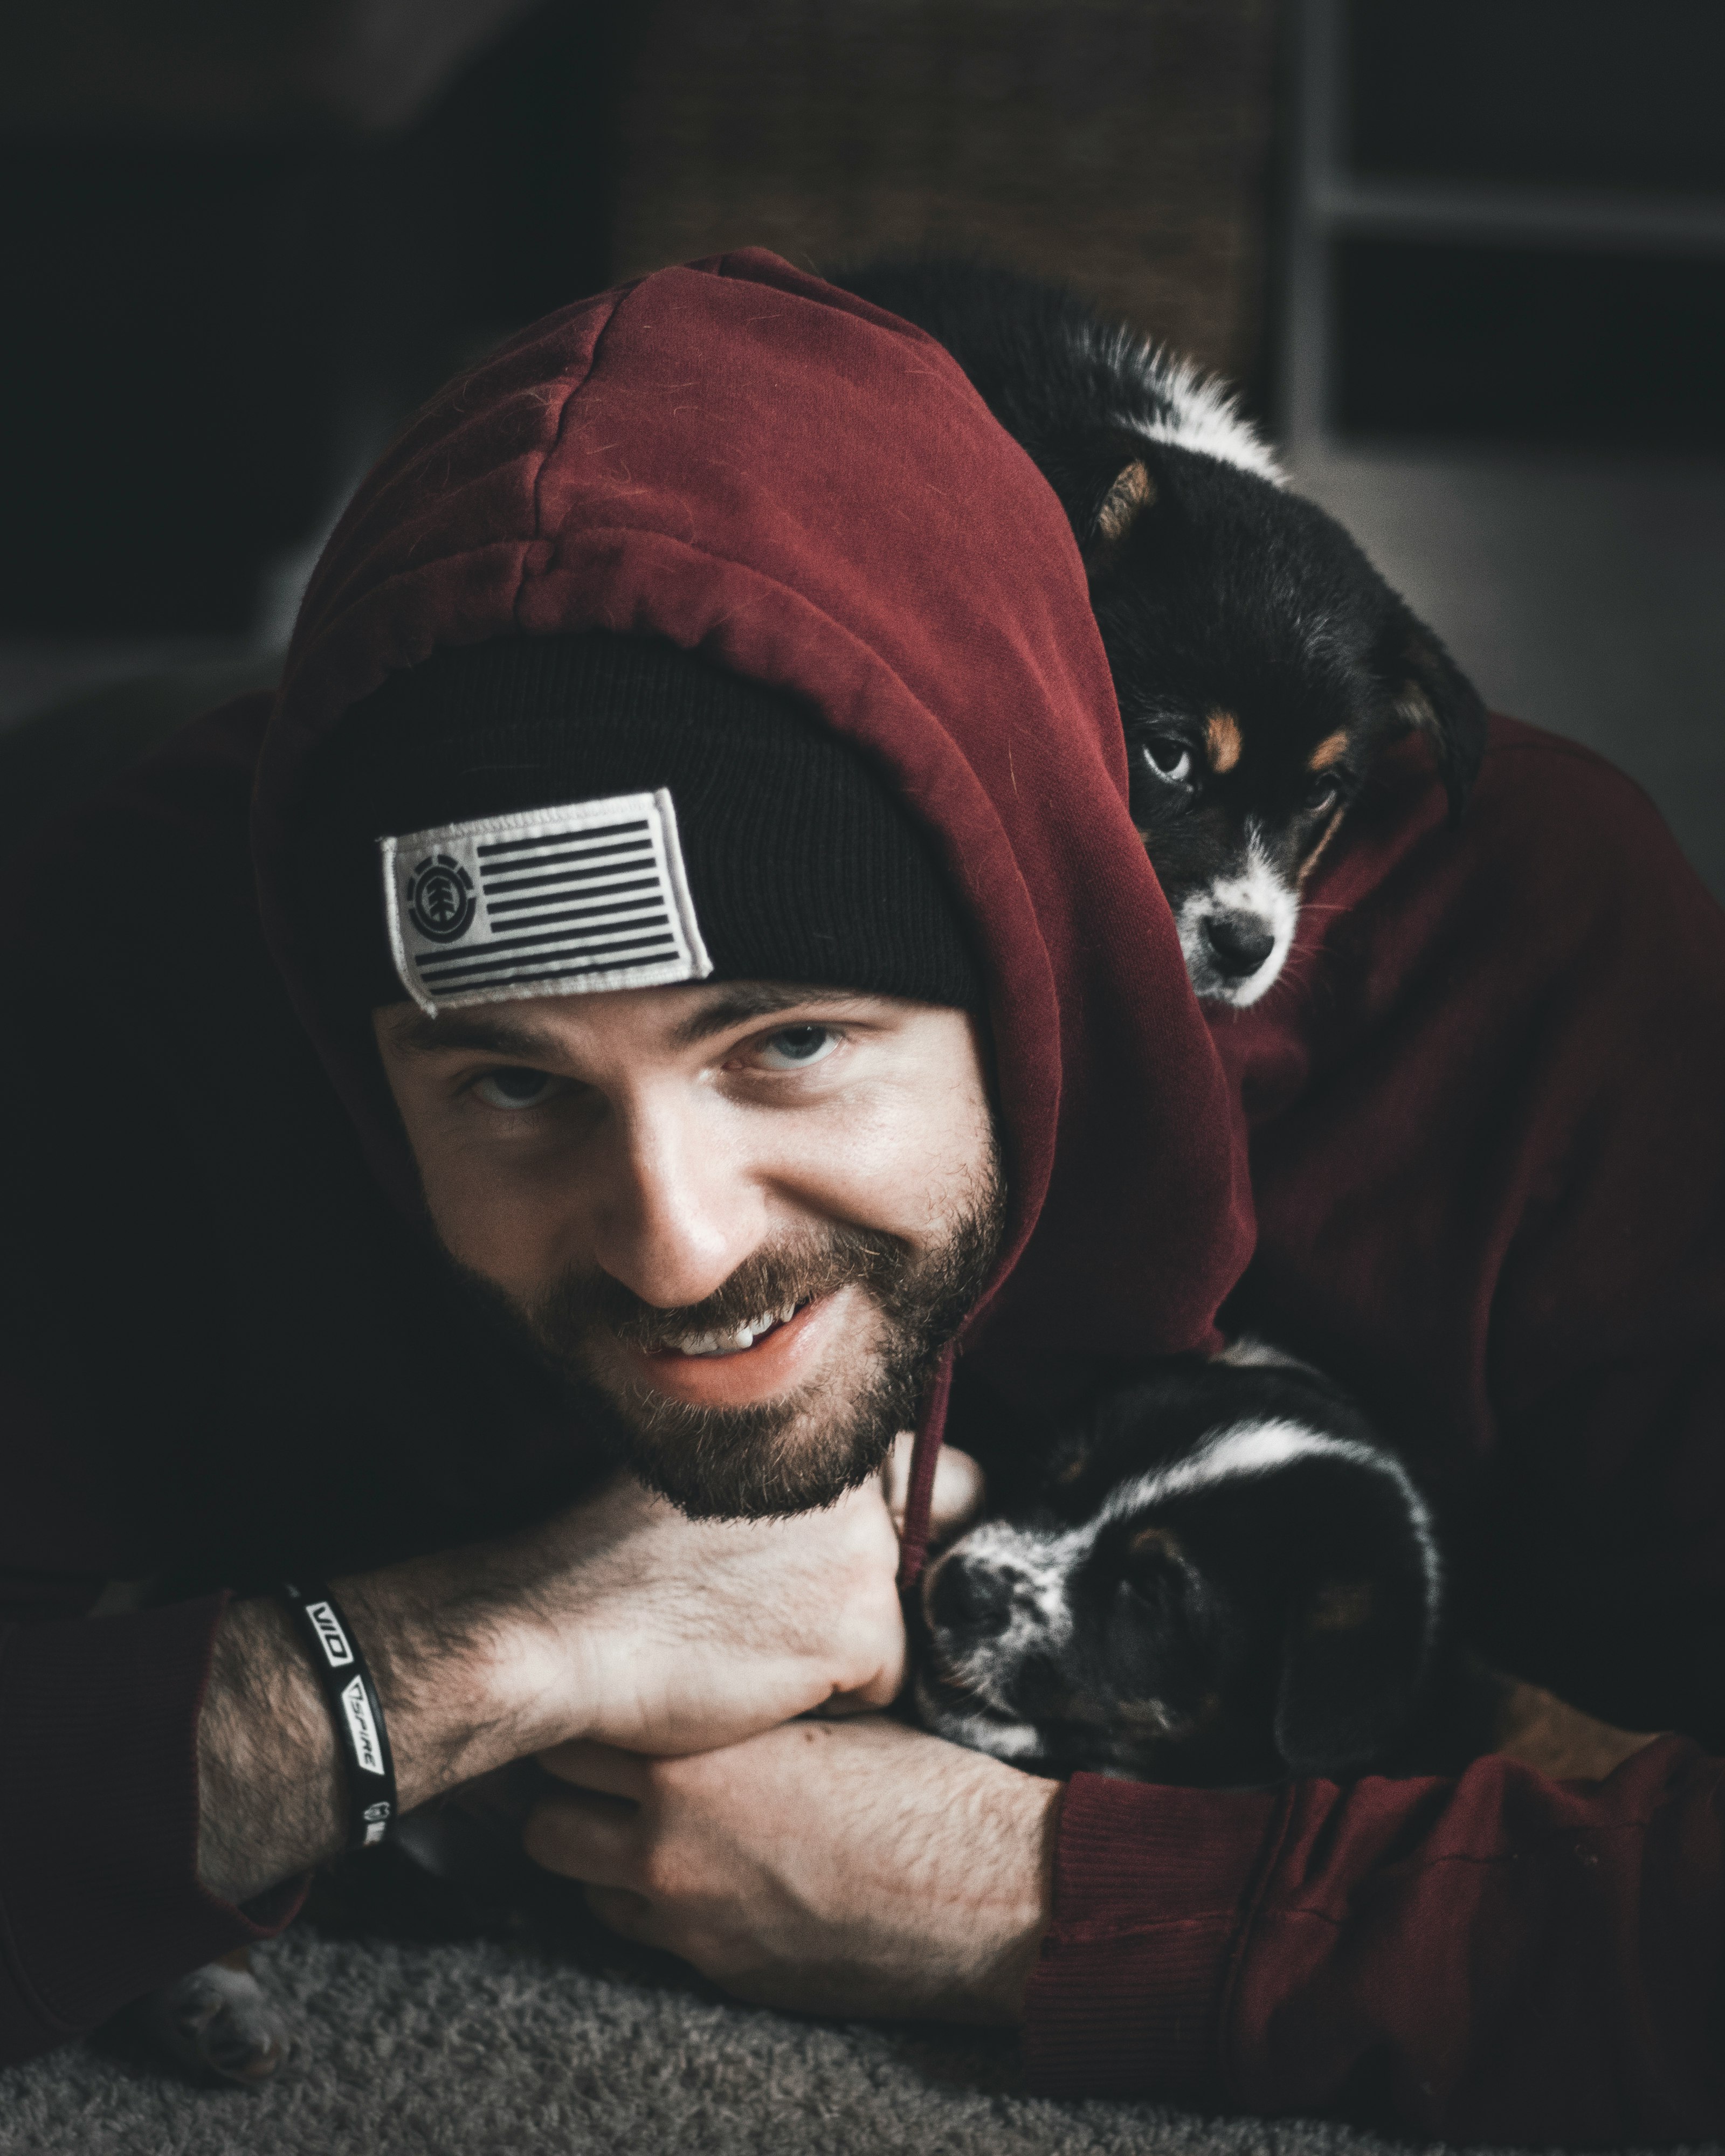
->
xmin=144 ymin=1953 xmax=289 ymax=2086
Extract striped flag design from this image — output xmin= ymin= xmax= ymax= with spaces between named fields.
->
xmin=381 ymin=790 xmax=712 ymax=1014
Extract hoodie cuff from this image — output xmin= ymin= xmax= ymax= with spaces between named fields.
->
xmin=0 ymin=1595 xmax=306 ymax=2055
xmin=1022 ymin=1773 xmax=1280 ymax=2100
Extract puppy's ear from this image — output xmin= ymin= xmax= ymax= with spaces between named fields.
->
xmin=1381 ymin=607 xmax=1488 ymax=828
xmin=1102 ymin=1523 xmax=1202 ymax=1688
xmin=1083 ymin=457 xmax=1157 ymax=571
xmin=1274 ymin=1570 xmax=1431 ymax=1779
xmin=1042 ymin=432 xmax=1159 ymax=573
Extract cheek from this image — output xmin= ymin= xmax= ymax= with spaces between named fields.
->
xmin=382 ymin=1066 xmax=587 ymax=1290
xmin=846 ymin=1061 xmax=996 ymax=1241
xmin=418 ymin=1131 xmax=581 ymax=1289
xmin=755 ymin=1080 xmax=991 ymax=1248
xmin=1137 ymin=810 xmax=1232 ymax=897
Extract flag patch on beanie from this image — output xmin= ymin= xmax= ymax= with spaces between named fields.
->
xmin=380 ymin=790 xmax=712 ymax=1013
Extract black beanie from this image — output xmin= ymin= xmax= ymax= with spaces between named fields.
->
xmin=292 ymin=631 xmax=984 ymax=1017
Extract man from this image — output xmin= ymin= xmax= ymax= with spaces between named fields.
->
xmin=2 ymin=251 xmax=1722 ymax=2140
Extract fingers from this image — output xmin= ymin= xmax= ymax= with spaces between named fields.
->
xmin=537 ymin=1741 xmax=654 ymax=1798
xmin=881 ymin=1434 xmax=987 ymax=1543
xmin=928 ymin=1446 xmax=986 ymax=1540
xmin=810 ymin=1694 xmax=885 ymax=1720
xmin=522 ymin=1786 xmax=640 ymax=1884
xmin=840 ymin=1638 xmax=906 ymax=1712
xmin=585 ymin=1884 xmax=654 ymax=1939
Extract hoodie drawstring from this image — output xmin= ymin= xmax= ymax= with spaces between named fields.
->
xmin=895 ymin=1343 xmax=954 ymax=1593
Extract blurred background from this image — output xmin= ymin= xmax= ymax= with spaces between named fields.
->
xmin=3 ymin=0 xmax=1721 ymax=894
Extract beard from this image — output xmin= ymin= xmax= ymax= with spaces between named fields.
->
xmin=444 ymin=1141 xmax=1006 ymax=1521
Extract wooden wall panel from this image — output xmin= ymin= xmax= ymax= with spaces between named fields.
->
xmin=613 ymin=0 xmax=1281 ymax=384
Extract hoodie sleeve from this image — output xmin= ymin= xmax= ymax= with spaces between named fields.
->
xmin=0 ymin=702 xmax=310 ymax=2064
xmin=1024 ymin=1739 xmax=1725 ymax=2143
xmin=0 ymin=1563 xmax=304 ymax=2063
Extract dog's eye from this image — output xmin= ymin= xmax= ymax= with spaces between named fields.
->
xmin=1141 ymin=741 xmax=1193 ymax=786
xmin=1306 ymin=784 xmax=1339 ymax=817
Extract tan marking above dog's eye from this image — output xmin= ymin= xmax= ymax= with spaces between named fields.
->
xmin=1205 ymin=710 xmax=1243 ymax=773
xmin=1308 ymin=730 xmax=1350 ymax=771
xmin=1054 ymin=1450 xmax=1089 ymax=1485
xmin=1130 ymin=1523 xmax=1185 ymax=1563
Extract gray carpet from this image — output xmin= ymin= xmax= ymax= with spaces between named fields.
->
xmin=2 ymin=1918 xmax=1716 ymax=2156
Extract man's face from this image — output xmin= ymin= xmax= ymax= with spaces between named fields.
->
xmin=374 ymin=982 xmax=1004 ymax=1517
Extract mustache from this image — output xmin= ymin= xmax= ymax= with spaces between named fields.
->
xmin=527 ymin=1222 xmax=909 ymax=1357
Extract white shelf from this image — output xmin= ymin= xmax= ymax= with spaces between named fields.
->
xmin=1309 ymin=176 xmax=1725 ymax=257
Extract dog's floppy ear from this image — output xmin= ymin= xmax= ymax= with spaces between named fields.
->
xmin=1381 ymin=605 xmax=1488 ymax=828
xmin=1274 ymin=1566 xmax=1433 ymax=1780
xmin=1099 ymin=1521 xmax=1205 ymax=1694
xmin=1041 ymin=431 xmax=1159 ymax=574
xmin=1084 ymin=456 xmax=1156 ymax=568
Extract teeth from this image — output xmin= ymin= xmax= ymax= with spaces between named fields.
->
xmin=660 ymin=1300 xmax=813 ymax=1358
xmin=670 ymin=1330 xmax=726 ymax=1356
xmin=664 ymin=1309 xmax=781 ymax=1357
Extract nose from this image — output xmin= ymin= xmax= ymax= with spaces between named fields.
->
xmin=586 ymin=1090 xmax=768 ymax=1310
xmin=1204 ymin=913 xmax=1276 ymax=978
xmin=928 ymin=1552 xmax=1013 ymax=1638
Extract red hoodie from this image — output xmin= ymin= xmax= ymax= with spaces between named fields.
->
xmin=2 ymin=251 xmax=1722 ymax=2141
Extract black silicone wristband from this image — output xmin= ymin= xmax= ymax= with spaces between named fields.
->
xmin=280 ymin=1581 xmax=398 ymax=1853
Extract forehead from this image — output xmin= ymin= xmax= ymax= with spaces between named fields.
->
xmin=377 ymin=979 xmax=926 ymax=1062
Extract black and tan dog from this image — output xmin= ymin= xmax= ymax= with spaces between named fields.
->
xmin=832 ymin=258 xmax=1489 ymax=1006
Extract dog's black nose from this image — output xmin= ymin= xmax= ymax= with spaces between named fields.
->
xmin=928 ymin=1554 xmax=1013 ymax=1637
xmin=1205 ymin=913 xmax=1276 ymax=978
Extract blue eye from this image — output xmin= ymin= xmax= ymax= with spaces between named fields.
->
xmin=757 ymin=1025 xmax=839 ymax=1070
xmin=473 ymin=1067 xmax=561 ymax=1110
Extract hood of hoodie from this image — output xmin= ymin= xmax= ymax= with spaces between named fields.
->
xmin=253 ymin=248 xmax=1253 ymax=1435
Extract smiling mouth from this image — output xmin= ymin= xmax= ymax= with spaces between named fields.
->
xmin=651 ymin=1295 xmax=817 ymax=1359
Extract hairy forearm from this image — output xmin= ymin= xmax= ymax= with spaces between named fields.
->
xmin=193 ymin=1470 xmax=910 ymax=1905
xmin=195 ymin=1594 xmax=343 ymax=1902
xmin=195 ymin=1554 xmax=535 ymax=1904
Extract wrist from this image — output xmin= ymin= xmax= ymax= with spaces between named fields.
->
xmin=330 ymin=1551 xmax=548 ymax=1807
xmin=196 ymin=1594 xmax=343 ymax=1901
xmin=975 ymin=1771 xmax=1062 ymax=2023
xmin=279 ymin=1580 xmax=399 ymax=1849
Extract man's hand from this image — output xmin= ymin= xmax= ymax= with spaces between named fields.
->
xmin=523 ymin=1717 xmax=1061 ymax=2023
xmin=196 ymin=1467 xmax=906 ymax=1904
xmin=499 ymin=1471 xmax=908 ymax=1758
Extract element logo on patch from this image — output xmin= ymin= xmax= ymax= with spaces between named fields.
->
xmin=405 ymin=853 xmax=477 ymax=944
xmin=379 ymin=789 xmax=712 ymax=1015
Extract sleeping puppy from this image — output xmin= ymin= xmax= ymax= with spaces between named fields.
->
xmin=915 ymin=1343 xmax=1443 ymax=1785
xmin=831 ymin=258 xmax=1489 ymax=1006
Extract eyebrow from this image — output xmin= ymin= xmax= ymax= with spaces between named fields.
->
xmin=389 ymin=984 xmax=875 ymax=1061
xmin=667 ymin=984 xmax=871 ymax=1047
xmin=391 ymin=1012 xmax=569 ymax=1060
